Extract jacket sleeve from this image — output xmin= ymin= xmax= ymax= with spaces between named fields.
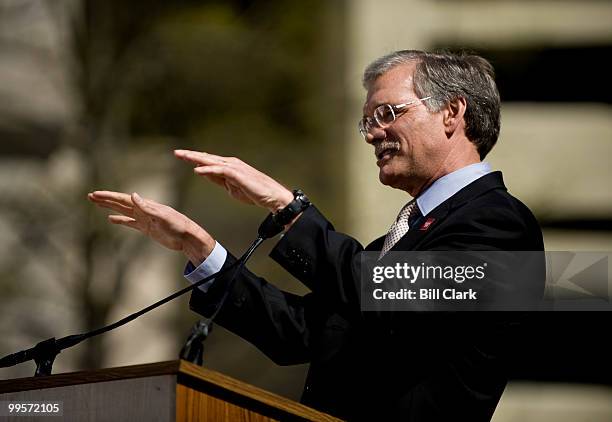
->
xmin=188 ymin=205 xmax=366 ymax=364
xmin=269 ymin=206 xmax=366 ymax=318
xmin=189 ymin=252 xmax=312 ymax=366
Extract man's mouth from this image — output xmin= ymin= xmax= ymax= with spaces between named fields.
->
xmin=375 ymin=142 xmax=400 ymax=161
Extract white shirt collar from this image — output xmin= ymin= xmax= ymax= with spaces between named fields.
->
xmin=416 ymin=162 xmax=492 ymax=217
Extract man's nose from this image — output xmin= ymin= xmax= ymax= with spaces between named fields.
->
xmin=365 ymin=125 xmax=387 ymax=144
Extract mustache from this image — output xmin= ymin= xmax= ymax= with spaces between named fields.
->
xmin=374 ymin=140 xmax=400 ymax=157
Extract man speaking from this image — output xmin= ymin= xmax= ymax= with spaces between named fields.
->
xmin=89 ymin=50 xmax=544 ymax=421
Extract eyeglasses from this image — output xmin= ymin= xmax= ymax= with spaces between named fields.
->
xmin=358 ymin=96 xmax=432 ymax=139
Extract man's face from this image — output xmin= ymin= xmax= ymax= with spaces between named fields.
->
xmin=363 ymin=62 xmax=450 ymax=195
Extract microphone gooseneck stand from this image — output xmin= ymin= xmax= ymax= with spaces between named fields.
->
xmin=179 ymin=235 xmax=264 ymax=365
xmin=0 ymin=212 xmax=284 ymax=376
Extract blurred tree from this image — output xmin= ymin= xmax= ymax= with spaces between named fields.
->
xmin=0 ymin=0 xmax=345 ymax=397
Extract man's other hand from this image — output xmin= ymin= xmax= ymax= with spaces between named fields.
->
xmin=88 ymin=191 xmax=214 ymax=266
xmin=174 ymin=150 xmax=294 ymax=213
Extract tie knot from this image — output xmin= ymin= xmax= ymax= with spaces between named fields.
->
xmin=397 ymin=201 xmax=418 ymax=222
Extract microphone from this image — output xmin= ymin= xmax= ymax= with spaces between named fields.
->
xmin=0 ymin=211 xmax=279 ymax=376
xmin=257 ymin=212 xmax=286 ymax=239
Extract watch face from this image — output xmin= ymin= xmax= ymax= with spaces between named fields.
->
xmin=291 ymin=189 xmax=310 ymax=210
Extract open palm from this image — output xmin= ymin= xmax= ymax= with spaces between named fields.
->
xmin=88 ymin=191 xmax=213 ymax=263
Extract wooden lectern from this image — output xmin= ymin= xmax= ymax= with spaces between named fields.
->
xmin=0 ymin=360 xmax=342 ymax=421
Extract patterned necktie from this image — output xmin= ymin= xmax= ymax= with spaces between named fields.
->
xmin=379 ymin=200 xmax=419 ymax=258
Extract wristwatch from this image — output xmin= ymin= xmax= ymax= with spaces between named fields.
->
xmin=272 ymin=189 xmax=311 ymax=227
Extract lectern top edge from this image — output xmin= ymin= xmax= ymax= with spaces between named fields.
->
xmin=0 ymin=360 xmax=343 ymax=421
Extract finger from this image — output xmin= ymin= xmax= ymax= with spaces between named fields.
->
xmin=194 ymin=165 xmax=234 ymax=189
xmin=195 ymin=165 xmax=259 ymax=197
xmin=89 ymin=192 xmax=132 ymax=209
xmin=194 ymin=165 xmax=244 ymax=189
xmin=193 ymin=165 xmax=253 ymax=203
xmin=195 ymin=165 xmax=262 ymax=205
xmin=131 ymin=192 xmax=167 ymax=220
xmin=108 ymin=215 xmax=139 ymax=230
xmin=131 ymin=192 xmax=154 ymax=214
xmin=194 ymin=165 xmax=238 ymax=179
xmin=90 ymin=198 xmax=135 ymax=217
xmin=89 ymin=191 xmax=134 ymax=207
xmin=175 ymin=150 xmax=227 ymax=166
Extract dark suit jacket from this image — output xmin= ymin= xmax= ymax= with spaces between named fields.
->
xmin=189 ymin=171 xmax=544 ymax=421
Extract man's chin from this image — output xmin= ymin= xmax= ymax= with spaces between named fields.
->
xmin=378 ymin=165 xmax=413 ymax=192
xmin=378 ymin=168 xmax=398 ymax=188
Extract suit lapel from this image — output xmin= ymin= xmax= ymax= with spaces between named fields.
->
xmin=375 ymin=171 xmax=508 ymax=252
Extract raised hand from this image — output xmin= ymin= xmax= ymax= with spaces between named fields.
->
xmin=174 ymin=150 xmax=294 ymax=213
xmin=88 ymin=191 xmax=214 ymax=266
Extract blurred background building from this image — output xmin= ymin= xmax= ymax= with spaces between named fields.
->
xmin=344 ymin=2 xmax=612 ymax=420
xmin=0 ymin=0 xmax=610 ymax=420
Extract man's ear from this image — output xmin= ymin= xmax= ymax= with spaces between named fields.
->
xmin=443 ymin=97 xmax=467 ymax=137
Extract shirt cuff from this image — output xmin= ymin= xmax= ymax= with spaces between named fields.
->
xmin=183 ymin=241 xmax=227 ymax=292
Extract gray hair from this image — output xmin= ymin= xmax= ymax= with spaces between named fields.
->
xmin=363 ymin=50 xmax=501 ymax=159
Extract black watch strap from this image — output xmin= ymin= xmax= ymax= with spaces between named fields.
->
xmin=272 ymin=189 xmax=311 ymax=227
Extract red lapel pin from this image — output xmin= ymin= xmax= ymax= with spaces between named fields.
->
xmin=419 ymin=217 xmax=436 ymax=231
